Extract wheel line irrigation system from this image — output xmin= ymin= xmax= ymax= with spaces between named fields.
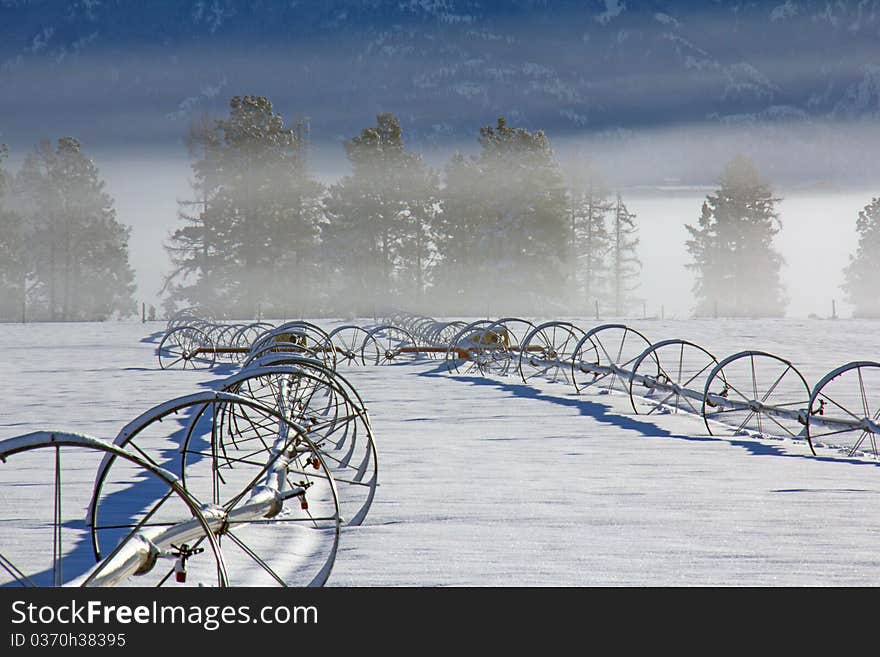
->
xmin=1 ymin=307 xmax=877 ymax=587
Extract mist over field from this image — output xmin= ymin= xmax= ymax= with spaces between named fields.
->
xmin=2 ymin=1 xmax=878 ymax=319
xmin=93 ymin=145 xmax=871 ymax=320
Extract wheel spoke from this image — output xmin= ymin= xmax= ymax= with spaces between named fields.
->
xmin=53 ymin=445 xmax=62 ymax=587
xmin=225 ymin=530 xmax=287 ymax=587
xmin=0 ymin=550 xmax=36 ymax=587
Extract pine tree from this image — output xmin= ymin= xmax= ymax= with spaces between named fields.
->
xmin=0 ymin=144 xmax=28 ymax=321
xmin=14 ymin=141 xmax=56 ymax=319
xmin=685 ymin=155 xmax=786 ymax=318
xmin=323 ymin=113 xmax=438 ymax=314
xmin=842 ymin=197 xmax=880 ymax=318
xmin=569 ymin=166 xmax=612 ymax=314
xmin=436 ymin=117 xmax=570 ymax=315
xmin=15 ymin=138 xmax=136 ymax=321
xmin=162 ymin=115 xmax=228 ymax=315
xmin=433 ymin=152 xmax=486 ymax=313
xmin=164 ymin=96 xmax=323 ymax=317
xmin=609 ymin=194 xmax=641 ymax=316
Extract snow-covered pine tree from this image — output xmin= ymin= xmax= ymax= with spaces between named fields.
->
xmin=685 ymin=155 xmax=786 ymax=318
xmin=15 ymin=138 xmax=136 ymax=321
xmin=842 ymin=197 xmax=880 ymax=318
xmin=609 ymin=194 xmax=641 ymax=317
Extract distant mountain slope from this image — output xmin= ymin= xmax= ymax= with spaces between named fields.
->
xmin=1 ymin=1 xmax=878 ymax=184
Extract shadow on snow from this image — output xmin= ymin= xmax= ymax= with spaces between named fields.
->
xmin=9 ymin=367 xmax=235 ymax=587
xmin=418 ymin=363 xmax=880 ymax=470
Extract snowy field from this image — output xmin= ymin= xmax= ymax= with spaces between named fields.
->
xmin=1 ymin=318 xmax=879 ymax=586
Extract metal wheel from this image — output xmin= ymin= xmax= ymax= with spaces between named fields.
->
xmin=220 ymin=366 xmax=377 ymax=526
xmin=167 ymin=307 xmax=212 ymax=332
xmin=327 ymin=325 xmax=371 ymax=366
xmin=628 ymin=339 xmax=718 ymax=415
xmin=243 ymin=341 xmax=322 ymax=368
xmin=232 ymin=322 xmax=276 ymax=354
xmin=0 ymin=432 xmax=227 ymax=587
xmin=284 ymin=322 xmax=337 ymax=368
xmin=806 ymin=361 xmax=880 ymax=459
xmin=90 ymin=392 xmax=342 ymax=587
xmin=157 ymin=325 xmax=216 ymax=370
xmin=701 ymin=351 xmax=811 ymax=441
xmin=203 ymin=322 xmax=229 ymax=347
xmin=250 ymin=322 xmax=336 ymax=369
xmin=214 ymin=323 xmax=246 ymax=362
xmin=419 ymin=320 xmax=453 ymax=350
xmin=477 ymin=317 xmax=536 ymax=376
xmin=572 ymin=324 xmax=653 ymax=394
xmin=443 ymin=320 xmax=495 ymax=375
xmin=516 ymin=321 xmax=585 ymax=386
xmin=436 ymin=321 xmax=468 ymax=347
xmin=361 ymin=325 xmax=421 ymax=365
xmin=407 ymin=318 xmax=438 ymax=350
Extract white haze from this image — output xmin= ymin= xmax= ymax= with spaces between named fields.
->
xmin=2 ymin=15 xmax=878 ymax=319
xmin=627 ymin=190 xmax=864 ymax=320
xmin=81 ymin=120 xmax=874 ymax=320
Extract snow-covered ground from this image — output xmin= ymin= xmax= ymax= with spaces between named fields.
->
xmin=1 ymin=318 xmax=879 ymax=586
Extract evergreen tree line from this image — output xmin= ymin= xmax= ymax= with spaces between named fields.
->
xmin=0 ymin=94 xmax=877 ymax=322
xmin=162 ymin=96 xmax=642 ymax=319
xmin=0 ymin=138 xmax=136 ymax=321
